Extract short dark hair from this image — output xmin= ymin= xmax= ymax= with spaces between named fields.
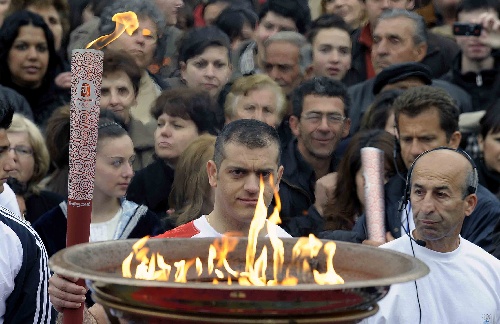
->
xmin=307 ymin=13 xmax=351 ymax=45
xmin=0 ymin=99 xmax=14 ymax=130
xmin=177 ymin=26 xmax=231 ymax=64
xmin=457 ymin=0 xmax=500 ymax=18
xmin=102 ymin=50 xmax=142 ymax=96
xmin=215 ymin=6 xmax=258 ymax=43
xmin=258 ymin=0 xmax=311 ymax=34
xmin=393 ymin=86 xmax=460 ymax=140
xmin=0 ymin=11 xmax=58 ymax=89
xmin=151 ymin=88 xmax=218 ymax=135
xmin=291 ymin=76 xmax=350 ymax=117
xmin=480 ymin=100 xmax=500 ymax=139
xmin=213 ymin=119 xmax=281 ymax=168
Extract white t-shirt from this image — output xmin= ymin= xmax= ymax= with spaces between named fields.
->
xmin=0 ymin=184 xmax=21 ymax=219
xmin=362 ymin=235 xmax=500 ymax=324
xmin=159 ymin=215 xmax=292 ymax=238
xmin=89 ymin=208 xmax=122 ymax=242
xmin=0 ymin=221 xmax=23 ymax=322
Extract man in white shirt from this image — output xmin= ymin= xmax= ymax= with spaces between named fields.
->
xmin=0 ymin=102 xmax=51 ymax=323
xmin=363 ymin=148 xmax=500 ymax=323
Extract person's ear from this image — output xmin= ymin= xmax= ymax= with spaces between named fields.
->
xmin=341 ymin=118 xmax=351 ymax=138
xmin=180 ymin=61 xmax=187 ymax=81
xmin=415 ymin=43 xmax=428 ymax=62
xmin=477 ymin=134 xmax=484 ymax=152
xmin=448 ymin=131 xmax=462 ymax=149
xmin=406 ymin=0 xmax=415 ymax=10
xmin=289 ymin=115 xmax=300 ymax=137
xmin=275 ymin=165 xmax=284 ymax=192
xmin=207 ymin=160 xmax=218 ymax=187
xmin=464 ymin=194 xmax=478 ymax=217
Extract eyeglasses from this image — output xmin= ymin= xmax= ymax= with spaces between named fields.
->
xmin=9 ymin=146 xmax=33 ymax=156
xmin=301 ymin=113 xmax=346 ymax=126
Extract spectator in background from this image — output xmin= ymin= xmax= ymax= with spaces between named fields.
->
xmin=167 ymin=26 xmax=232 ymax=127
xmin=307 ymin=14 xmax=353 ymax=84
xmin=0 ymin=0 xmax=10 ymax=26
xmin=477 ymin=102 xmax=500 ymax=198
xmin=360 ymin=89 xmax=404 ymax=136
xmin=0 ymin=10 xmax=68 ymax=128
xmin=318 ymin=130 xmax=404 ymax=232
xmin=41 ymin=105 xmax=69 ymax=198
xmin=126 ymin=88 xmax=218 ymax=221
xmin=168 ymin=134 xmax=216 ymax=227
xmin=10 ymin=0 xmax=73 ymax=92
xmin=348 ymin=12 xmax=473 ymax=134
xmin=101 ymin=50 xmax=155 ymax=170
xmin=34 ymin=111 xmax=163 ymax=258
xmin=441 ymin=0 xmax=500 ymax=112
xmin=6 ymin=114 xmax=63 ymax=224
xmin=263 ymin=31 xmax=308 ymax=96
xmin=320 ymin=0 xmax=366 ymax=30
xmin=13 ymin=0 xmax=70 ymax=55
xmin=224 ymin=74 xmax=286 ymax=128
xmin=66 ymin=0 xmax=114 ymax=57
xmin=202 ymin=0 xmax=232 ymax=25
xmin=348 ymin=0 xmax=459 ymax=85
xmin=98 ymin=0 xmax=169 ymax=126
xmin=215 ymin=6 xmax=258 ymax=51
xmin=233 ymin=0 xmax=311 ymax=78
xmin=277 ymin=77 xmax=350 ymax=237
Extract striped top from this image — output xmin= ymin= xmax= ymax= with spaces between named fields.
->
xmin=0 ymin=206 xmax=51 ymax=324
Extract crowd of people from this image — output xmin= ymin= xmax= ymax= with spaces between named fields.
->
xmin=0 ymin=0 xmax=499 ymax=323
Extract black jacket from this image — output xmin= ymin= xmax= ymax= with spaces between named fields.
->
xmin=351 ymin=174 xmax=500 ymax=254
xmin=347 ymin=78 xmax=473 ymax=134
xmin=441 ymin=51 xmax=500 ymax=111
xmin=275 ymin=139 xmax=337 ymax=237
xmin=126 ymin=158 xmax=175 ymax=221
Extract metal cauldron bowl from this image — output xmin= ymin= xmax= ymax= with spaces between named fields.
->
xmin=49 ymin=238 xmax=429 ymax=317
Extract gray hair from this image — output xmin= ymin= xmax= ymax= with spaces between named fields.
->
xmin=376 ymin=8 xmax=427 ymax=45
xmin=99 ymin=0 xmax=166 ymax=37
xmin=463 ymin=168 xmax=479 ymax=199
xmin=264 ymin=31 xmax=309 ymax=75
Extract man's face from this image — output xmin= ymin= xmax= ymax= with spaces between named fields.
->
xmin=455 ymin=9 xmax=495 ymax=62
xmin=0 ymin=129 xmax=15 ymax=193
xmin=155 ymin=0 xmax=184 ymax=25
xmin=365 ymin=0 xmax=414 ymax=26
xmin=311 ymin=27 xmax=352 ymax=80
xmin=410 ymin=151 xmax=476 ymax=248
xmin=397 ymin=107 xmax=460 ymax=169
xmin=290 ymin=94 xmax=351 ymax=162
xmin=254 ymin=11 xmax=297 ymax=55
xmin=264 ymin=41 xmax=303 ymax=95
xmin=229 ymin=88 xmax=280 ymax=127
xmin=371 ymin=17 xmax=427 ymax=74
xmin=207 ymin=142 xmax=283 ymax=231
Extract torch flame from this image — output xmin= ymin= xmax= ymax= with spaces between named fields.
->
xmin=121 ymin=175 xmax=345 ymax=286
xmin=86 ymin=12 xmax=140 ymax=49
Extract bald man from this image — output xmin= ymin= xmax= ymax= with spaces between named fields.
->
xmin=363 ymin=148 xmax=500 ymax=323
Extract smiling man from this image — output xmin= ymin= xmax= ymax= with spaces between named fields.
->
xmin=362 ymin=148 xmax=500 ymax=323
xmin=277 ymin=77 xmax=351 ymax=237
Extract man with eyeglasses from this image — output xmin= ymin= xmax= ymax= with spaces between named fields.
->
xmin=273 ymin=77 xmax=351 ymax=237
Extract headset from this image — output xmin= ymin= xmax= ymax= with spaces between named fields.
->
xmin=396 ymin=146 xmax=478 ymax=324
xmin=399 ymin=146 xmax=478 ymax=213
